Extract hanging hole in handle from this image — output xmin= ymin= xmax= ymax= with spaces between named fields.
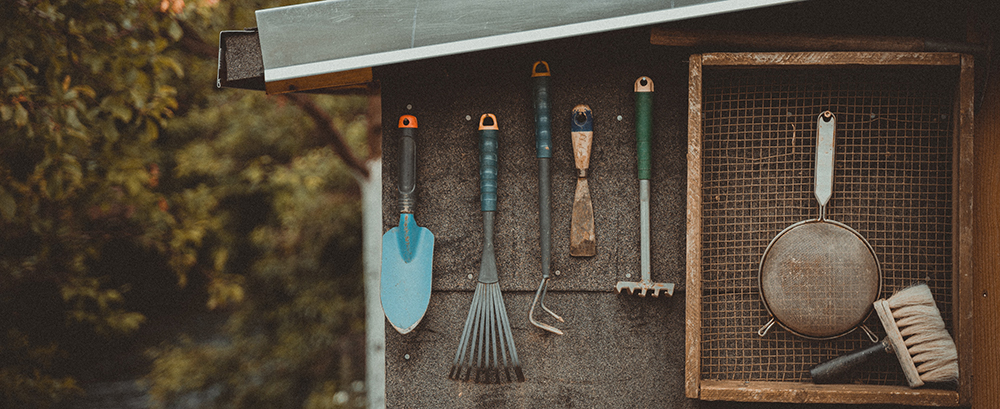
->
xmin=821 ymin=111 xmax=834 ymax=122
xmin=532 ymin=61 xmax=550 ymax=77
xmin=575 ymin=112 xmax=587 ymax=125
xmin=758 ymin=317 xmax=777 ymax=337
xmin=639 ymin=78 xmax=648 ymax=87
xmin=860 ymin=324 xmax=879 ymax=343
xmin=479 ymin=114 xmax=498 ymax=130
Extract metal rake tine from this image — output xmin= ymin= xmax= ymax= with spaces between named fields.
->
xmin=529 ymin=278 xmax=564 ymax=335
xmin=482 ymin=285 xmax=497 ymax=384
xmin=490 ymin=285 xmax=512 ymax=383
xmin=493 ymin=285 xmax=523 ymax=381
xmin=471 ymin=284 xmax=488 ymax=383
xmin=451 ymin=286 xmax=480 ymax=379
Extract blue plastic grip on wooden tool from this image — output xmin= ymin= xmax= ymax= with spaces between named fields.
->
xmin=479 ymin=114 xmax=499 ymax=212
xmin=532 ymin=61 xmax=552 ymax=159
xmin=635 ymin=77 xmax=653 ymax=181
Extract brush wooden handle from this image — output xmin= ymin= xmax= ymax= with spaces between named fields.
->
xmin=479 ymin=114 xmax=499 ymax=212
xmin=810 ymin=339 xmax=891 ymax=384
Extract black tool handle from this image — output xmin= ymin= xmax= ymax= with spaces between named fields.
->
xmin=398 ymin=115 xmax=418 ymax=213
xmin=810 ymin=338 xmax=891 ymax=384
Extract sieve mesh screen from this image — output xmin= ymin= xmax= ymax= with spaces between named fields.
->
xmin=698 ymin=66 xmax=956 ymax=384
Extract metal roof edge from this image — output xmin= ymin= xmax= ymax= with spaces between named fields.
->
xmin=259 ymin=0 xmax=804 ymax=84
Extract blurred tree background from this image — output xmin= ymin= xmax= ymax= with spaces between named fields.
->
xmin=1 ymin=1 xmax=372 ymax=408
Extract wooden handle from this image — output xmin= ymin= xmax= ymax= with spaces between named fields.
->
xmin=571 ymin=105 xmax=593 ymax=175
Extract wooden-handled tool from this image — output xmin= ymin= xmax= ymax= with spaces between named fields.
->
xmin=615 ymin=77 xmax=674 ymax=297
xmin=570 ymin=104 xmax=596 ymax=257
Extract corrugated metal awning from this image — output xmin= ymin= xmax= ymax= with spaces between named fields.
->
xmin=233 ymin=0 xmax=806 ymax=93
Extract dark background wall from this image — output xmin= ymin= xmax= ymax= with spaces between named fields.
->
xmin=377 ymin=1 xmax=981 ymax=407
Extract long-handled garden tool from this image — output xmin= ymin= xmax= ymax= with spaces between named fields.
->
xmin=528 ymin=61 xmax=565 ymax=335
xmin=449 ymin=114 xmax=524 ymax=383
xmin=615 ymin=77 xmax=675 ymax=297
xmin=380 ymin=115 xmax=435 ymax=333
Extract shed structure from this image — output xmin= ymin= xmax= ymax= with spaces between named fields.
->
xmin=219 ymin=0 xmax=1000 ymax=407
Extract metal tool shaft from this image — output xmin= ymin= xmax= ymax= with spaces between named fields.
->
xmin=639 ymin=179 xmax=651 ymax=282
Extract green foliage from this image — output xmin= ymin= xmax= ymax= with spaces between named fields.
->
xmin=2 ymin=0 xmax=372 ymax=407
xmin=1 ymin=1 xmax=184 ymax=405
xmin=147 ymin=147 xmax=367 ymax=408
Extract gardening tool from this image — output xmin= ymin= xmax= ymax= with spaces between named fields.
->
xmin=449 ymin=114 xmax=524 ymax=384
xmin=615 ymin=77 xmax=674 ymax=297
xmin=528 ymin=61 xmax=565 ymax=335
xmin=810 ymin=283 xmax=958 ymax=387
xmin=757 ymin=111 xmax=881 ymax=341
xmin=569 ymin=104 xmax=596 ymax=257
xmin=380 ymin=115 xmax=434 ymax=334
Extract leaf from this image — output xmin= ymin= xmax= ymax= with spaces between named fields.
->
xmin=14 ymin=103 xmax=28 ymax=127
xmin=143 ymin=120 xmax=159 ymax=143
xmin=101 ymin=96 xmax=132 ymax=122
xmin=0 ymin=186 xmax=16 ymax=221
xmin=154 ymin=55 xmax=184 ymax=78
xmin=167 ymin=20 xmax=183 ymax=41
xmin=65 ymin=107 xmax=83 ymax=130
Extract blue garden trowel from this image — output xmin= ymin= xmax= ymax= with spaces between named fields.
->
xmin=381 ymin=115 xmax=435 ymax=334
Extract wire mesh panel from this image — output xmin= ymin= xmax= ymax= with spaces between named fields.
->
xmin=697 ymin=65 xmax=957 ymax=385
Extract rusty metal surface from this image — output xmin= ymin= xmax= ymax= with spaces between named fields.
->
xmin=569 ymin=179 xmax=596 ymax=256
xmin=759 ymin=220 xmax=880 ymax=338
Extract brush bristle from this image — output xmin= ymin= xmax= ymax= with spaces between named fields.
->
xmin=886 ymin=283 xmax=958 ymax=384
xmin=449 ymin=282 xmax=524 ymax=383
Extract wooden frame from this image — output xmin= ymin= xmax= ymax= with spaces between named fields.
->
xmin=685 ymin=52 xmax=974 ymax=406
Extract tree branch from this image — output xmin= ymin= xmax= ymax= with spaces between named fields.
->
xmin=282 ymin=93 xmax=369 ymax=179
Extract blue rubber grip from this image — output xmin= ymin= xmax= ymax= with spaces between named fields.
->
xmin=533 ymin=75 xmax=552 ymax=158
xmin=479 ymin=114 xmax=499 ymax=212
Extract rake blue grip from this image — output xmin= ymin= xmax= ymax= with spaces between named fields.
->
xmin=532 ymin=61 xmax=552 ymax=159
xmin=479 ymin=114 xmax=499 ymax=212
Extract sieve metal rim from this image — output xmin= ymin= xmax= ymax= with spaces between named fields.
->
xmin=757 ymin=217 xmax=882 ymax=340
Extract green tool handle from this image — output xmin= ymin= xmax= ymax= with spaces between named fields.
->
xmin=635 ymin=77 xmax=653 ymax=180
xmin=533 ymin=69 xmax=552 ymax=159
xmin=479 ymin=114 xmax=499 ymax=212
xmin=398 ymin=115 xmax=418 ymax=214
